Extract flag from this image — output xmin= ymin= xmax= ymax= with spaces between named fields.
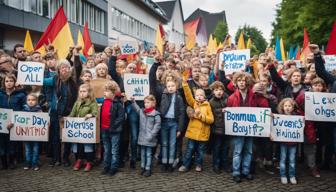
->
xmin=24 ymin=30 xmax=34 ymax=53
xmin=280 ymin=38 xmax=286 ymax=61
xmin=35 ymin=6 xmax=74 ymax=59
xmin=237 ymin=32 xmax=245 ymax=50
xmin=246 ymin=37 xmax=252 ymax=49
xmin=326 ymin=20 xmax=336 ymax=55
xmin=300 ymin=28 xmax=311 ymax=61
xmin=217 ymin=41 xmax=224 ymax=51
xmin=295 ymin=46 xmax=301 ymax=60
xmin=224 ymin=35 xmax=232 ymax=46
xmin=155 ymin=24 xmax=165 ymax=54
xmin=288 ymin=46 xmax=294 ymax=59
xmin=275 ymin=35 xmax=282 ymax=61
xmin=77 ymin=30 xmax=84 ymax=54
xmin=207 ymin=34 xmax=217 ymax=54
xmin=184 ymin=18 xmax=200 ymax=50
xmin=83 ymin=22 xmax=94 ymax=56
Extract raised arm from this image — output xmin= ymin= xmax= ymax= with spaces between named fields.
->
xmin=314 ymin=53 xmax=336 ymax=85
xmin=268 ymin=64 xmax=288 ymax=91
xmin=182 ymin=82 xmax=195 ymax=107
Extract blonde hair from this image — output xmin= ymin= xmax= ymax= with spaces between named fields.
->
xmin=277 ymin=98 xmax=297 ymax=114
xmin=104 ymin=80 xmax=120 ymax=94
xmin=77 ymin=83 xmax=95 ymax=102
xmin=144 ymin=95 xmax=156 ymax=106
xmin=96 ymin=63 xmax=108 ymax=73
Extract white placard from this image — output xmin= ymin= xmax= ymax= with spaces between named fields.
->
xmin=323 ymin=55 xmax=336 ymax=72
xmin=119 ymin=40 xmax=139 ymax=55
xmin=0 ymin=108 xmax=12 ymax=134
xmin=62 ymin=117 xmax=97 ymax=143
xmin=305 ymin=92 xmax=336 ymax=122
xmin=123 ymin=73 xmax=150 ymax=100
xmin=219 ymin=49 xmax=250 ymax=74
xmin=17 ymin=61 xmax=45 ymax=85
xmin=271 ymin=114 xmax=304 ymax=142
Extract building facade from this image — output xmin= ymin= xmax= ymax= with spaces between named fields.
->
xmin=0 ymin=0 xmax=108 ymax=52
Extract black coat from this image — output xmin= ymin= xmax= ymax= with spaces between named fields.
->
xmin=160 ymin=92 xmax=186 ymax=132
xmin=209 ymin=95 xmax=228 ymax=135
xmin=314 ymin=53 xmax=336 ymax=93
xmin=100 ymin=96 xmax=125 ymax=133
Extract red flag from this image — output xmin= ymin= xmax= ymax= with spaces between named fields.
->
xmin=326 ymin=20 xmax=336 ymax=55
xmin=295 ymin=47 xmax=301 ymax=60
xmin=83 ymin=22 xmax=94 ymax=57
xmin=300 ymin=28 xmax=311 ymax=61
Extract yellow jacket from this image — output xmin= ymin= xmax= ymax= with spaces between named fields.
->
xmin=182 ymin=82 xmax=214 ymax=141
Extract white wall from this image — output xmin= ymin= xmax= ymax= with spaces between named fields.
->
xmin=163 ymin=1 xmax=185 ymax=45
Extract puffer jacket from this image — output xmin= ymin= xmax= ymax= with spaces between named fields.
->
xmin=69 ymin=99 xmax=98 ymax=118
xmin=132 ymin=102 xmax=161 ymax=147
xmin=227 ymin=88 xmax=269 ymax=108
xmin=182 ymin=82 xmax=214 ymax=141
xmin=0 ymin=88 xmax=26 ymax=111
xmin=106 ymin=96 xmax=125 ymax=133
xmin=209 ymin=94 xmax=228 ymax=135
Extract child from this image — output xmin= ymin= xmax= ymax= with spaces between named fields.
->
xmin=96 ymin=63 xmax=111 ymax=80
xmin=131 ymin=95 xmax=161 ymax=177
xmin=70 ymin=84 xmax=98 ymax=172
xmin=101 ymin=81 xmax=125 ymax=176
xmin=209 ymin=81 xmax=229 ymax=174
xmin=277 ymin=98 xmax=299 ymax=185
xmin=80 ymin=70 xmax=93 ymax=84
xmin=22 ymin=94 xmax=43 ymax=171
xmin=85 ymin=57 xmax=96 ymax=78
xmin=179 ymin=78 xmax=214 ymax=172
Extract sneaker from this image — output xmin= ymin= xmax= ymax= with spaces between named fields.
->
xmin=281 ymin=177 xmax=288 ymax=184
xmin=289 ymin=177 xmax=297 ymax=185
xmin=233 ymin=176 xmax=241 ymax=183
xmin=48 ymin=161 xmax=55 ymax=167
xmin=73 ymin=160 xmax=82 ymax=171
xmin=264 ymin=165 xmax=275 ymax=175
xmin=130 ymin=160 xmax=136 ymax=169
xmin=33 ymin=166 xmax=40 ymax=171
xmin=84 ymin=162 xmax=92 ymax=172
xmin=109 ymin=168 xmax=118 ymax=176
xmin=143 ymin=170 xmax=151 ymax=177
xmin=23 ymin=166 xmax=30 ymax=170
xmin=178 ymin=166 xmax=187 ymax=172
xmin=311 ymin=167 xmax=321 ymax=178
xmin=140 ymin=168 xmax=146 ymax=175
xmin=242 ymin=174 xmax=254 ymax=180
xmin=101 ymin=168 xmax=109 ymax=175
xmin=195 ymin=165 xmax=202 ymax=172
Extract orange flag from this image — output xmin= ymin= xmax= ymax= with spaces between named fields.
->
xmin=83 ymin=22 xmax=94 ymax=56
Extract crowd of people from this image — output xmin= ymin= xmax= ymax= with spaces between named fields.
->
xmin=0 ymin=39 xmax=336 ymax=185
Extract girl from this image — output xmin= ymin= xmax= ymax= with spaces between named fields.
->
xmin=277 ymin=98 xmax=299 ymax=185
xmin=96 ymin=63 xmax=111 ymax=80
xmin=178 ymin=77 xmax=214 ymax=172
xmin=131 ymin=95 xmax=161 ymax=177
xmin=22 ymin=93 xmax=43 ymax=171
xmin=85 ymin=57 xmax=96 ymax=79
xmin=80 ymin=70 xmax=93 ymax=85
xmin=0 ymin=74 xmax=26 ymax=169
xmin=69 ymin=84 xmax=98 ymax=172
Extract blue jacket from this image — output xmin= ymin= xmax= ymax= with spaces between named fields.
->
xmin=0 ymin=89 xmax=26 ymax=111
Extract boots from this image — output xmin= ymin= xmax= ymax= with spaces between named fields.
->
xmin=1 ymin=156 xmax=8 ymax=170
xmin=8 ymin=155 xmax=16 ymax=169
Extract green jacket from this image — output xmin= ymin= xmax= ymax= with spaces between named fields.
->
xmin=69 ymin=99 xmax=98 ymax=118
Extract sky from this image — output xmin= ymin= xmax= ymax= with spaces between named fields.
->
xmin=159 ymin=0 xmax=282 ymax=44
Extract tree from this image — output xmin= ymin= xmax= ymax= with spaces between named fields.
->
xmin=213 ymin=21 xmax=228 ymax=43
xmin=271 ymin=0 xmax=336 ymax=49
xmin=235 ymin=25 xmax=267 ymax=56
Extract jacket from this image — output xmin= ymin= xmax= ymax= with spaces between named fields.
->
xmin=314 ymin=53 xmax=336 ymax=93
xmin=209 ymin=94 xmax=228 ymax=135
xmin=0 ymin=89 xmax=26 ymax=111
xmin=108 ymin=56 xmax=125 ymax=92
xmin=23 ymin=104 xmax=42 ymax=112
xmin=160 ymin=91 xmax=186 ymax=132
xmin=100 ymin=96 xmax=125 ymax=133
xmin=69 ymin=99 xmax=98 ymax=118
xmin=227 ymin=88 xmax=269 ymax=108
xmin=182 ymin=82 xmax=214 ymax=141
xmin=132 ymin=102 xmax=161 ymax=147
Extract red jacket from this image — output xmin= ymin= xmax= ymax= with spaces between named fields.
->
xmin=227 ymin=88 xmax=269 ymax=108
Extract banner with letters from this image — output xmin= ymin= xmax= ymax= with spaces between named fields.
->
xmin=219 ymin=49 xmax=250 ymax=74
xmin=17 ymin=61 xmax=45 ymax=85
xmin=305 ymin=92 xmax=336 ymax=122
xmin=271 ymin=114 xmax=304 ymax=142
xmin=119 ymin=40 xmax=138 ymax=55
xmin=123 ymin=73 xmax=149 ymax=100
xmin=0 ymin=108 xmax=12 ymax=134
xmin=62 ymin=117 xmax=99 ymax=143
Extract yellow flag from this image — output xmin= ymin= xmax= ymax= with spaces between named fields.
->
xmin=77 ymin=30 xmax=84 ymax=54
xmin=155 ymin=24 xmax=164 ymax=54
xmin=24 ymin=30 xmax=34 ymax=53
xmin=237 ymin=32 xmax=245 ymax=50
xmin=207 ymin=34 xmax=214 ymax=54
xmin=246 ymin=37 xmax=252 ymax=49
xmin=280 ymin=38 xmax=286 ymax=61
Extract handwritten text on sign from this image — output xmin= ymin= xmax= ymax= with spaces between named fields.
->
xmin=0 ymin=108 xmax=12 ymax=134
xmin=224 ymin=107 xmax=271 ymax=137
xmin=119 ymin=41 xmax=139 ymax=55
xmin=124 ymin=73 xmax=149 ymax=100
xmin=271 ymin=114 xmax=304 ymax=142
xmin=10 ymin=112 xmax=49 ymax=141
xmin=323 ymin=55 xmax=336 ymax=72
xmin=62 ymin=117 xmax=97 ymax=143
xmin=17 ymin=61 xmax=45 ymax=85
xmin=305 ymin=92 xmax=336 ymax=122
xmin=219 ymin=49 xmax=250 ymax=74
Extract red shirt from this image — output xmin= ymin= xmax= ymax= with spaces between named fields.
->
xmin=101 ymin=98 xmax=112 ymax=129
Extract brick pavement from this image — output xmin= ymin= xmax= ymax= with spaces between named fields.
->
xmin=1 ymin=155 xmax=336 ymax=192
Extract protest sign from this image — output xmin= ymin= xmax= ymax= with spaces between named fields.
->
xmin=224 ymin=107 xmax=271 ymax=137
xmin=17 ymin=61 xmax=45 ymax=85
xmin=119 ymin=40 xmax=138 ymax=55
xmin=10 ymin=112 xmax=49 ymax=141
xmin=323 ymin=55 xmax=336 ymax=72
xmin=90 ymin=79 xmax=113 ymax=99
xmin=62 ymin=117 xmax=98 ymax=143
xmin=142 ymin=56 xmax=155 ymax=73
xmin=124 ymin=73 xmax=149 ymax=100
xmin=219 ymin=49 xmax=250 ymax=74
xmin=0 ymin=108 xmax=12 ymax=134
xmin=271 ymin=114 xmax=304 ymax=142
xmin=305 ymin=92 xmax=336 ymax=122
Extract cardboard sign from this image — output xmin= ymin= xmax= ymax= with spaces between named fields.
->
xmin=323 ymin=55 xmax=336 ymax=72
xmin=219 ymin=49 xmax=250 ymax=74
xmin=10 ymin=112 xmax=49 ymax=141
xmin=305 ymin=92 xmax=336 ymax=122
xmin=271 ymin=114 xmax=304 ymax=142
xmin=142 ymin=56 xmax=155 ymax=73
xmin=62 ymin=117 xmax=98 ymax=143
xmin=0 ymin=108 xmax=12 ymax=134
xmin=224 ymin=107 xmax=271 ymax=137
xmin=119 ymin=40 xmax=138 ymax=55
xmin=17 ymin=61 xmax=45 ymax=85
xmin=90 ymin=79 xmax=113 ymax=99
xmin=123 ymin=73 xmax=149 ymax=100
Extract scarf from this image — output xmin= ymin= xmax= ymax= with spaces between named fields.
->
xmin=144 ymin=107 xmax=155 ymax=114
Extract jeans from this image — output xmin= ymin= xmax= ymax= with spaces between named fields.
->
xmin=25 ymin=142 xmax=39 ymax=167
xmin=232 ymin=136 xmax=253 ymax=177
xmin=304 ymin=143 xmax=316 ymax=169
xmin=127 ymin=105 xmax=139 ymax=161
xmin=161 ymin=119 xmax=177 ymax=164
xmin=102 ymin=130 xmax=120 ymax=170
xmin=212 ymin=134 xmax=230 ymax=169
xmin=183 ymin=139 xmax=207 ymax=168
xmin=140 ymin=146 xmax=153 ymax=170
xmin=280 ymin=144 xmax=297 ymax=178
